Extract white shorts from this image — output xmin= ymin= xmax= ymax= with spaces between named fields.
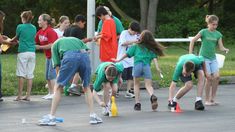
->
xmin=16 ymin=52 xmax=36 ymax=79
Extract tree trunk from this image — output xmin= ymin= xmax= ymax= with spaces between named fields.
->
xmin=208 ymin=0 xmax=214 ymax=14
xmin=140 ymin=0 xmax=148 ymax=31
xmin=108 ymin=0 xmax=137 ymax=22
xmin=147 ymin=0 xmax=159 ymax=34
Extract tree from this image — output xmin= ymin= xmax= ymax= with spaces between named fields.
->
xmin=106 ymin=0 xmax=159 ymax=34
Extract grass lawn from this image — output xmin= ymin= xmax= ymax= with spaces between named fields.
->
xmin=1 ymin=44 xmax=234 ymax=96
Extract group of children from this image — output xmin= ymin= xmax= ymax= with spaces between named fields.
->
xmin=0 ymin=6 xmax=229 ymax=126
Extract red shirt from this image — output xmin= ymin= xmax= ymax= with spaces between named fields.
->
xmin=35 ymin=26 xmax=58 ymax=59
xmin=100 ymin=18 xmax=117 ymax=62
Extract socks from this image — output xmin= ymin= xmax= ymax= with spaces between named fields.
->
xmin=70 ymin=83 xmax=77 ymax=88
xmin=196 ymin=97 xmax=202 ymax=102
xmin=173 ymin=97 xmax=178 ymax=102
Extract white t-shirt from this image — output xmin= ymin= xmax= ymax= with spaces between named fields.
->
xmin=117 ymin=30 xmax=138 ymax=68
xmin=54 ymin=28 xmax=64 ymax=38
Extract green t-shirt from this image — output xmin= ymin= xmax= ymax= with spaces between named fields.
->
xmin=97 ymin=16 xmax=124 ymax=35
xmin=126 ymin=44 xmax=157 ymax=65
xmin=93 ymin=62 xmax=124 ymax=92
xmin=51 ymin=37 xmax=90 ymax=68
xmin=199 ymin=28 xmax=222 ymax=60
xmin=172 ymin=54 xmax=204 ymax=82
xmin=16 ymin=23 xmax=36 ymax=53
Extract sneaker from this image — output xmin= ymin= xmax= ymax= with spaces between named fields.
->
xmin=89 ymin=114 xmax=103 ymax=124
xmin=150 ymin=95 xmax=158 ymax=110
xmin=134 ymin=103 xmax=141 ymax=111
xmin=168 ymin=101 xmax=177 ymax=111
xmin=44 ymin=94 xmax=54 ymax=100
xmin=67 ymin=86 xmax=81 ymax=96
xmin=102 ymin=106 xmax=111 ymax=116
xmin=42 ymin=94 xmax=50 ymax=99
xmin=38 ymin=114 xmax=56 ymax=126
xmin=125 ymin=90 xmax=135 ymax=98
xmin=195 ymin=100 xmax=205 ymax=110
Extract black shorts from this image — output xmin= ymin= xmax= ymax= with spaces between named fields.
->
xmin=122 ymin=67 xmax=133 ymax=80
xmin=179 ymin=64 xmax=203 ymax=83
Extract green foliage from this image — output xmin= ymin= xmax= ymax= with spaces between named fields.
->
xmin=157 ymin=7 xmax=207 ymax=38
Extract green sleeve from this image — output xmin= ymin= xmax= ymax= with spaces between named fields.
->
xmin=114 ymin=18 xmax=124 ymax=35
xmin=93 ymin=71 xmax=105 ymax=92
xmin=126 ymin=45 xmax=136 ymax=58
xmin=16 ymin=25 xmax=21 ymax=37
xmin=51 ymin=41 xmax=61 ymax=68
xmin=97 ymin=20 xmax=103 ymax=33
xmin=199 ymin=29 xmax=205 ymax=37
xmin=172 ymin=64 xmax=182 ymax=82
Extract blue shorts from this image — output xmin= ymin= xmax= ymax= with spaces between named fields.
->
xmin=45 ymin=59 xmax=56 ymax=80
xmin=205 ymin=58 xmax=219 ymax=74
xmin=56 ymin=51 xmax=91 ymax=88
xmin=133 ymin=62 xmax=152 ymax=79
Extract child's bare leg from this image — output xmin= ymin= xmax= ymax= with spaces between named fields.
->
xmin=103 ymin=82 xmax=111 ymax=105
xmin=83 ymin=86 xmax=94 ymax=114
xmin=144 ymin=79 xmax=154 ymax=96
xmin=50 ymin=83 xmax=63 ymax=116
xmin=16 ymin=77 xmax=24 ymax=100
xmin=175 ymin=81 xmax=193 ymax=100
xmin=47 ymin=79 xmax=55 ymax=94
xmin=211 ymin=72 xmax=220 ymax=103
xmin=24 ymin=79 xmax=33 ymax=100
xmin=134 ymin=77 xmax=141 ymax=103
xmin=205 ymin=75 xmax=212 ymax=103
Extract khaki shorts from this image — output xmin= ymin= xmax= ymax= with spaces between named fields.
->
xmin=16 ymin=52 xmax=36 ymax=79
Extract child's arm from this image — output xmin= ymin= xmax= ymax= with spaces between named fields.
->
xmin=218 ymin=38 xmax=229 ymax=53
xmin=121 ymin=40 xmax=138 ymax=46
xmin=189 ymin=33 xmax=201 ymax=54
xmin=153 ymin=58 xmax=162 ymax=77
xmin=112 ymin=53 xmax=128 ymax=62
xmin=93 ymin=90 xmax=105 ymax=107
xmin=36 ymin=43 xmax=53 ymax=50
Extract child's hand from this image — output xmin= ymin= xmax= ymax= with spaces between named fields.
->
xmin=224 ymin=48 xmax=229 ymax=54
xmin=111 ymin=58 xmax=119 ymax=62
xmin=35 ymin=45 xmax=41 ymax=50
xmin=160 ymin=72 xmax=164 ymax=79
xmin=99 ymin=102 xmax=106 ymax=107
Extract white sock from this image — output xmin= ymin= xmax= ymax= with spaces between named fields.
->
xmin=70 ymin=83 xmax=77 ymax=87
xmin=90 ymin=113 xmax=96 ymax=117
xmin=196 ymin=97 xmax=202 ymax=102
xmin=173 ymin=97 xmax=178 ymax=102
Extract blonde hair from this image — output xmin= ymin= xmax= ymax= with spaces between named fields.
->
xmin=103 ymin=6 xmax=112 ymax=16
xmin=21 ymin=10 xmax=34 ymax=23
xmin=205 ymin=15 xmax=219 ymax=24
xmin=55 ymin=15 xmax=69 ymax=28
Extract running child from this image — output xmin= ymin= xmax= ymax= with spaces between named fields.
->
xmin=114 ymin=30 xmax=164 ymax=111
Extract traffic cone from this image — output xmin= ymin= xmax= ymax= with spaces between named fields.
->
xmin=111 ymin=96 xmax=118 ymax=117
xmin=175 ymin=103 xmax=183 ymax=113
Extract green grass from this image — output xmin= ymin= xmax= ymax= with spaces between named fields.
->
xmin=1 ymin=53 xmax=47 ymax=96
xmin=1 ymin=44 xmax=235 ymax=96
xmin=151 ymin=44 xmax=235 ymax=87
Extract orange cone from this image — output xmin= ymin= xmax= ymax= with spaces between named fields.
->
xmin=175 ymin=103 xmax=183 ymax=113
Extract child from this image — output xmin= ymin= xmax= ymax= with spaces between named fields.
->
xmin=114 ymin=30 xmax=164 ymax=111
xmin=38 ymin=36 xmax=102 ymax=126
xmin=54 ymin=15 xmax=70 ymax=38
xmin=189 ymin=15 xmax=229 ymax=106
xmin=117 ymin=21 xmax=140 ymax=98
xmin=92 ymin=62 xmax=123 ymax=116
xmin=35 ymin=14 xmax=58 ymax=100
xmin=11 ymin=10 xmax=36 ymax=101
xmin=168 ymin=54 xmax=206 ymax=111
xmin=94 ymin=6 xmax=117 ymax=62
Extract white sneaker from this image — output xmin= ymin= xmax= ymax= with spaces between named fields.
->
xmin=89 ymin=113 xmax=103 ymax=124
xmin=45 ymin=94 xmax=54 ymax=100
xmin=38 ymin=114 xmax=56 ymax=126
xmin=102 ymin=106 xmax=111 ymax=116
xmin=42 ymin=94 xmax=50 ymax=99
xmin=125 ymin=90 xmax=135 ymax=98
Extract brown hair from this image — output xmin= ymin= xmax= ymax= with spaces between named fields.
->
xmin=185 ymin=61 xmax=195 ymax=73
xmin=21 ymin=10 xmax=34 ymax=23
xmin=205 ymin=15 xmax=219 ymax=24
xmin=139 ymin=30 xmax=165 ymax=56
xmin=106 ymin=65 xmax=118 ymax=77
xmin=0 ymin=10 xmax=5 ymax=34
xmin=40 ymin=14 xmax=52 ymax=25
